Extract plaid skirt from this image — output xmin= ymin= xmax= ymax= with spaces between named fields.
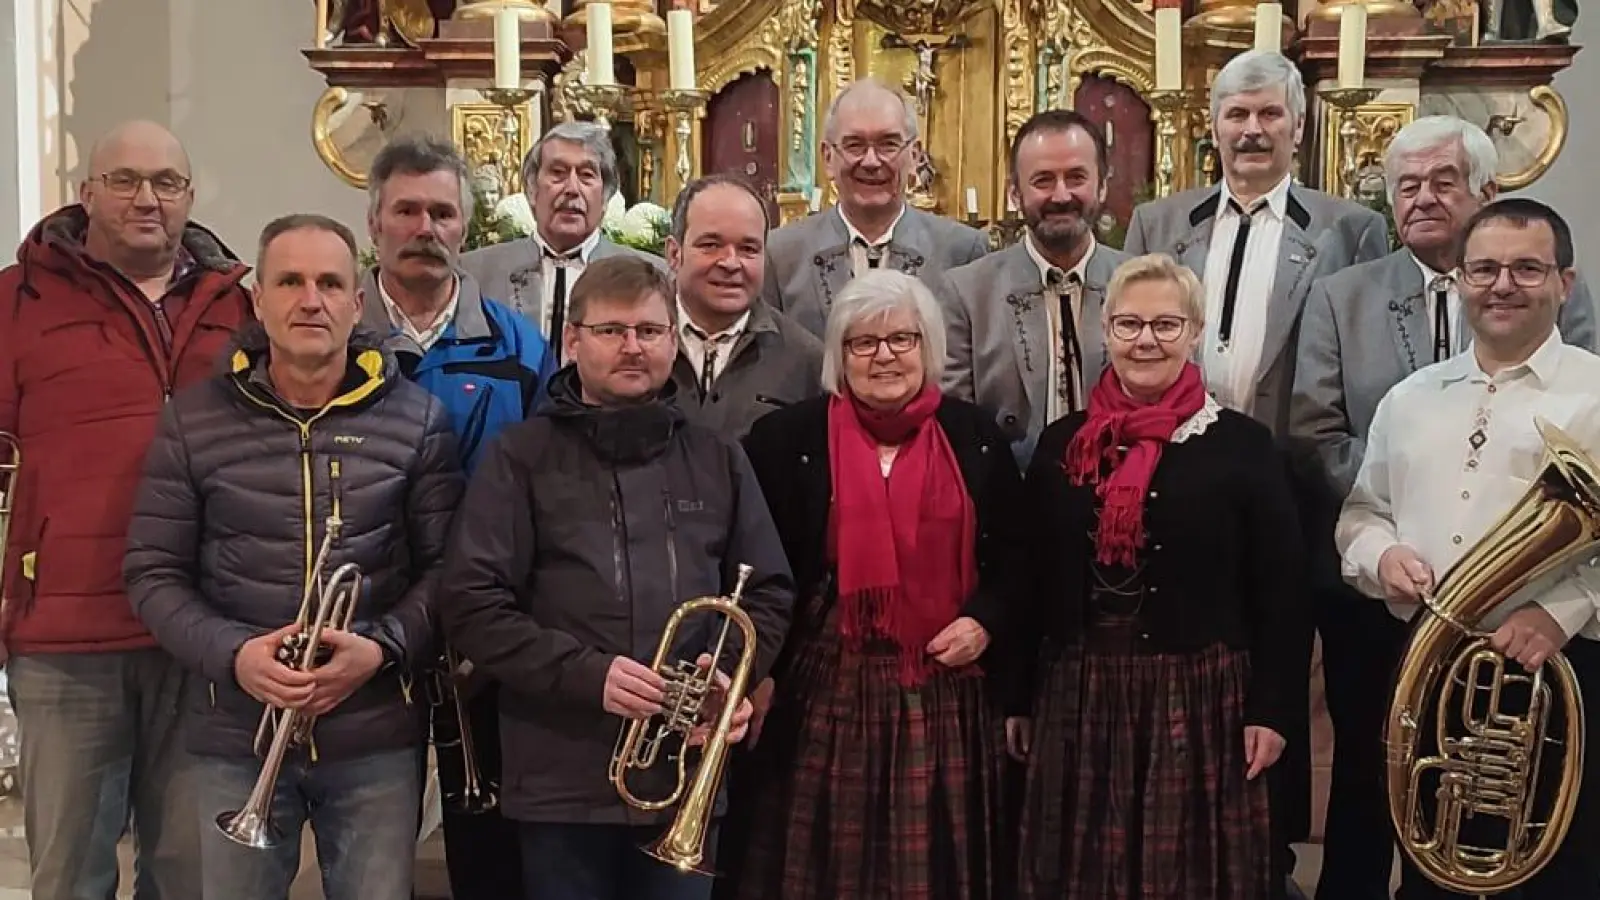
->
xmin=720 ymin=622 xmax=1009 ymax=900
xmin=1019 ymin=622 xmax=1272 ymax=900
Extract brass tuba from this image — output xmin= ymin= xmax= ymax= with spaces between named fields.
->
xmin=609 ymin=564 xmax=758 ymax=875
xmin=0 ymin=433 xmax=18 ymax=610
xmin=1386 ymin=418 xmax=1594 ymax=894
xmin=219 ymin=517 xmax=363 ymax=849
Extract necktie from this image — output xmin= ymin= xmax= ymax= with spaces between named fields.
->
xmin=687 ymin=325 xmax=735 ymax=399
xmin=1219 ymin=199 xmax=1261 ymax=348
xmin=547 ymin=250 xmax=579 ymax=362
xmin=854 ymin=238 xmax=884 ymax=271
xmin=1049 ymin=268 xmax=1084 ymax=413
xmin=1430 ymin=275 xmax=1454 ymax=362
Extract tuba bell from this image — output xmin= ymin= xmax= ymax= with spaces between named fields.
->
xmin=609 ymin=564 xmax=759 ymax=876
xmin=1386 ymin=417 xmax=1594 ymax=894
xmin=218 ymin=516 xmax=363 ymax=849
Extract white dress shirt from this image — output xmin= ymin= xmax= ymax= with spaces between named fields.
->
xmin=677 ymin=300 xmax=750 ymax=390
xmin=840 ymin=206 xmax=907 ymax=278
xmin=1201 ymin=173 xmax=1292 ymax=416
xmin=1337 ymin=328 xmax=1600 ymax=639
xmin=1415 ymin=253 xmax=1467 ymax=361
xmin=1024 ymin=232 xmax=1096 ymax=424
xmin=534 ymin=228 xmax=602 ymax=340
xmin=380 ymin=275 xmax=459 ymax=353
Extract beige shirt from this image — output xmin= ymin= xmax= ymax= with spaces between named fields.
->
xmin=380 ymin=275 xmax=459 ymax=353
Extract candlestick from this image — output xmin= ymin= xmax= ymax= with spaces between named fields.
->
xmin=493 ymin=7 xmax=521 ymax=90
xmin=667 ymin=9 xmax=696 ymax=92
xmin=1147 ymin=90 xmax=1189 ymax=199
xmin=662 ymin=89 xmax=709 ymax=189
xmin=964 ymin=187 xmax=978 ymax=217
xmin=1337 ymin=4 xmax=1368 ymax=90
xmin=1154 ymin=6 xmax=1182 ymax=92
xmin=478 ymin=86 xmax=538 ymax=195
xmin=809 ymin=186 xmax=823 ymax=212
xmin=1254 ymin=3 xmax=1283 ymax=53
xmin=1319 ymin=86 xmax=1381 ymax=198
xmin=586 ymin=2 xmax=616 ymax=87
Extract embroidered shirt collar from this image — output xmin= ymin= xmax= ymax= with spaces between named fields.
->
xmin=1024 ymin=232 xmax=1095 ymax=289
xmin=1437 ymin=326 xmax=1564 ymax=387
xmin=839 ymin=205 xmax=906 ymax=249
xmin=1220 ymin=171 xmax=1292 ymax=221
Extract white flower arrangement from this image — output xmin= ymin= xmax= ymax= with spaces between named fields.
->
xmin=486 ymin=191 xmax=669 ymax=257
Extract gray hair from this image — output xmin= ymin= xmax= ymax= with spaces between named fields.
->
xmin=367 ymin=134 xmax=475 ymax=220
xmin=820 ymin=269 xmax=946 ymax=395
xmin=822 ymin=78 xmax=920 ymax=144
xmin=1210 ymin=50 xmax=1306 ymax=125
xmin=1383 ymin=115 xmax=1500 ymax=206
xmin=520 ymin=121 xmax=621 ymax=202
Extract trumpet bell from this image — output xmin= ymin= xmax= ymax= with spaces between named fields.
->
xmin=641 ymin=833 xmax=717 ymax=878
xmin=216 ymin=807 xmax=281 ymax=850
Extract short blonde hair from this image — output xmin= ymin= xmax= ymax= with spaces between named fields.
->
xmin=820 ymin=269 xmax=946 ymax=395
xmin=1103 ymin=253 xmax=1206 ymax=327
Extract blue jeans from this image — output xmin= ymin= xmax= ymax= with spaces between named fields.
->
xmin=7 ymin=650 xmax=201 ymax=900
xmin=520 ymin=822 xmax=717 ymax=900
xmin=196 ymin=747 xmax=420 ymax=900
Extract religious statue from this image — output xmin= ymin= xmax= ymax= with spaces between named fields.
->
xmin=332 ymin=0 xmax=457 ymax=45
xmin=1482 ymin=0 xmax=1575 ymax=42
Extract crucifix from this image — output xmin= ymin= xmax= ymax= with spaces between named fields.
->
xmin=879 ymin=32 xmax=971 ymax=211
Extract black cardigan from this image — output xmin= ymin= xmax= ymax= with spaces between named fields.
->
xmin=741 ymin=394 xmax=1028 ymax=678
xmin=1017 ymin=407 xmax=1312 ymax=735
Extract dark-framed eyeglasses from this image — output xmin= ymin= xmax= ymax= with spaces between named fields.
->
xmin=1108 ymin=314 xmax=1189 ymax=343
xmin=570 ymin=321 xmax=673 ymax=345
xmin=830 ymin=137 xmax=911 ymax=164
xmin=94 ymin=169 xmax=192 ymax=201
xmin=1459 ymin=258 xmax=1559 ymax=289
xmin=843 ymin=331 xmax=922 ymax=357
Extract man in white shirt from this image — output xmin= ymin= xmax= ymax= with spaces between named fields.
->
xmin=665 ymin=173 xmax=821 ymax=439
xmin=461 ymin=121 xmax=665 ymax=365
xmin=1338 ymin=197 xmax=1600 ymax=900
xmin=1291 ymin=116 xmax=1597 ymax=900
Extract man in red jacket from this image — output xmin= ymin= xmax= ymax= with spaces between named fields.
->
xmin=0 ymin=120 xmax=254 ymax=900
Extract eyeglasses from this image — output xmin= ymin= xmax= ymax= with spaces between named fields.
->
xmin=844 ymin=331 xmax=921 ymax=357
xmin=1459 ymin=258 xmax=1559 ymax=289
xmin=830 ymin=138 xmax=910 ymax=164
xmin=94 ymin=169 xmax=192 ymax=201
xmin=1108 ymin=314 xmax=1189 ymax=343
xmin=571 ymin=321 xmax=673 ymax=345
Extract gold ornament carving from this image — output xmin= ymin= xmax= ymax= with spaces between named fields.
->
xmin=1318 ymin=98 xmax=1412 ymax=200
xmin=1496 ymin=85 xmax=1567 ymax=191
xmin=311 ymin=86 xmax=393 ymax=189
xmin=698 ymin=0 xmax=820 ymax=94
xmin=454 ymin=102 xmax=535 ymax=198
xmin=1001 ymin=0 xmax=1030 ymax=148
xmin=551 ymin=51 xmax=595 ymax=123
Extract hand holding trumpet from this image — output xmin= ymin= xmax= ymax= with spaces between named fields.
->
xmin=235 ymin=623 xmax=383 ymax=715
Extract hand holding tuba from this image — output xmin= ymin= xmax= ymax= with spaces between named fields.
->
xmin=218 ymin=517 xmax=363 ymax=850
xmin=609 ymin=564 xmax=759 ymax=875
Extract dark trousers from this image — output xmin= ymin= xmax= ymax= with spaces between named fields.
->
xmin=1396 ymin=635 xmax=1600 ymax=900
xmin=521 ymin=822 xmax=717 ymax=900
xmin=438 ymin=687 xmax=524 ymax=899
xmin=1314 ymin=583 xmax=1410 ymax=900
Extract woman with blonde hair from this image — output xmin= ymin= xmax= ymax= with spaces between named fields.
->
xmin=1010 ymin=253 xmax=1310 ymax=899
xmin=720 ymin=269 xmax=1024 ymax=900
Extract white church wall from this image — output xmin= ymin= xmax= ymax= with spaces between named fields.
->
xmin=1522 ymin=12 xmax=1598 ymax=261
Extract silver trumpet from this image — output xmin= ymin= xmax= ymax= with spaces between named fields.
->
xmin=218 ymin=518 xmax=362 ymax=849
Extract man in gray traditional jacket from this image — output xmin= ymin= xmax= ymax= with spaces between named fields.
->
xmin=461 ymin=121 xmax=665 ymax=365
xmin=668 ymin=173 xmax=822 ymax=439
xmin=762 ymin=77 xmax=989 ymax=338
xmin=941 ymin=108 xmax=1127 ymax=466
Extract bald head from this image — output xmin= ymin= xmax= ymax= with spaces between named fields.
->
xmin=823 ymin=79 xmax=917 ymax=144
xmin=821 ymin=79 xmax=918 ymax=225
xmin=79 ymin=120 xmax=196 ymax=277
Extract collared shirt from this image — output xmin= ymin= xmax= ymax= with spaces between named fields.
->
xmin=1337 ymin=328 xmax=1600 ymax=638
xmin=677 ymin=300 xmax=751 ymax=390
xmin=380 ymin=274 xmax=459 ymax=353
xmin=840 ymin=205 xmax=907 ymax=278
xmin=1201 ymin=172 xmax=1293 ymax=416
xmin=535 ymin=228 xmax=602 ymax=339
xmin=1414 ymin=253 xmax=1466 ymax=359
xmin=1024 ymin=232 xmax=1096 ymax=424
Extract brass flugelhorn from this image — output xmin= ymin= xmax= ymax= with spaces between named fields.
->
xmin=610 ymin=564 xmax=758 ymax=875
xmin=1386 ymin=418 xmax=1593 ymax=894
xmin=219 ymin=517 xmax=363 ymax=849
xmin=0 ymin=432 xmax=19 ymax=613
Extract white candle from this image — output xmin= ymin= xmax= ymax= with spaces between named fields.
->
xmin=809 ymin=186 xmax=823 ymax=211
xmin=1254 ymin=3 xmax=1282 ymax=53
xmin=586 ymin=2 xmax=615 ymax=87
xmin=492 ymin=7 xmax=521 ymax=90
xmin=667 ymin=9 xmax=696 ymax=92
xmin=1337 ymin=4 xmax=1368 ymax=89
xmin=964 ymin=187 xmax=978 ymax=216
xmin=316 ymin=0 xmax=329 ymax=49
xmin=1154 ymin=7 xmax=1182 ymax=91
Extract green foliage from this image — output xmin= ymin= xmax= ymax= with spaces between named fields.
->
xmin=1353 ymin=186 xmax=1403 ymax=252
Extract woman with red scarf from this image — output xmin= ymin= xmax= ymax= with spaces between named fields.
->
xmin=718 ymin=269 xmax=1025 ymax=900
xmin=1009 ymin=253 xmax=1310 ymax=899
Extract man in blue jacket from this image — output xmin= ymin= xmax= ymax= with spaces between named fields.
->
xmin=360 ymin=134 xmax=549 ymax=899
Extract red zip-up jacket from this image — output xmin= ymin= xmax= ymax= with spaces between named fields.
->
xmin=0 ymin=205 xmax=254 ymax=656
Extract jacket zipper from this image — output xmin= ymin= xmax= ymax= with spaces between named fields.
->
xmin=661 ymin=487 xmax=680 ymax=604
xmin=610 ymin=477 xmax=628 ymax=606
xmin=88 ymin=268 xmax=175 ymax=400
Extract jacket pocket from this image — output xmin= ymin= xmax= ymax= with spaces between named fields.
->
xmin=753 ymin=394 xmax=793 ymax=409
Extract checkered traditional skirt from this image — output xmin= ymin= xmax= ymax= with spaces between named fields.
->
xmin=1018 ymin=621 xmax=1272 ymax=900
xmin=720 ymin=603 xmax=1010 ymax=900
